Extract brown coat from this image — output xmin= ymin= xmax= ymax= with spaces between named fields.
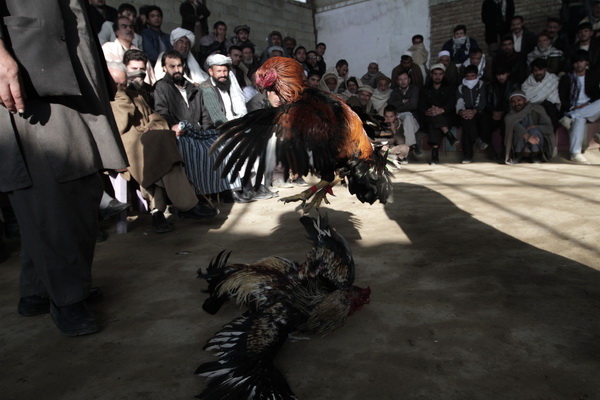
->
xmin=111 ymin=88 xmax=183 ymax=187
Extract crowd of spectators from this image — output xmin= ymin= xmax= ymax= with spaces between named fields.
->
xmin=40 ymin=1 xmax=600 ymax=222
xmin=3 ymin=0 xmax=600 ymax=258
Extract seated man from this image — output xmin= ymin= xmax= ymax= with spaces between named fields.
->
xmin=123 ymin=49 xmax=155 ymax=108
xmin=107 ymin=62 xmax=216 ymax=233
xmin=459 ymin=47 xmax=493 ymax=83
xmin=441 ymin=24 xmax=480 ymax=66
xmin=231 ymin=24 xmax=255 ymax=49
xmin=228 ymin=45 xmax=251 ymax=88
xmin=154 ymin=50 xmax=241 ymax=199
xmin=527 ymin=31 xmax=564 ymax=75
xmin=371 ymin=75 xmax=392 ymax=116
xmin=347 ymin=85 xmax=376 ymax=115
xmin=98 ymin=3 xmax=142 ymax=48
xmin=504 ymin=91 xmax=555 ymax=164
xmin=387 ymin=72 xmax=421 ymax=155
xmin=521 ymin=58 xmax=561 ymax=130
xmin=260 ymin=31 xmax=286 ymax=64
xmin=391 ymin=52 xmax=425 ymax=89
xmin=558 ymin=50 xmax=600 ymax=164
xmin=510 ymin=15 xmax=537 ymax=55
xmin=102 ymin=16 xmax=155 ymax=84
xmin=436 ymin=50 xmax=459 ymax=87
xmin=485 ymin=64 xmax=519 ymax=159
xmin=199 ymin=20 xmax=232 ymax=66
xmin=153 ymin=28 xmax=209 ymax=85
xmin=141 ymin=6 xmax=172 ymax=66
xmin=407 ymin=34 xmax=429 ymax=67
xmin=360 ymin=61 xmax=385 ymax=88
xmin=306 ymin=70 xmax=322 ymax=89
xmin=564 ymin=22 xmax=600 ymax=71
xmin=419 ymin=63 xmax=458 ymax=165
xmin=456 ymin=65 xmax=489 ymax=164
xmin=494 ymin=35 xmax=528 ymax=84
xmin=380 ymin=104 xmax=410 ymax=166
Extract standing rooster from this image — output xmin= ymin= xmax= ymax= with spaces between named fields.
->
xmin=196 ymin=215 xmax=371 ymax=399
xmin=211 ymin=57 xmax=392 ymax=212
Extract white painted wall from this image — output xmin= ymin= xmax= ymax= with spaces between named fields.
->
xmin=315 ymin=0 xmax=430 ymax=82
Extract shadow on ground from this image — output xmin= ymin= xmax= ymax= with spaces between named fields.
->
xmin=1 ymin=181 xmax=599 ymax=400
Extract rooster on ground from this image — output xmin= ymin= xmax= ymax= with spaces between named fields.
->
xmin=195 ymin=215 xmax=371 ymax=399
xmin=211 ymin=56 xmax=392 ymax=212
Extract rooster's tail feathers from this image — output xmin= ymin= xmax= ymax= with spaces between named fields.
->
xmin=346 ymin=150 xmax=393 ymax=205
xmin=198 ymin=250 xmax=232 ymax=315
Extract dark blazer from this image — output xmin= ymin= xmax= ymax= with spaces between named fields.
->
xmin=558 ymin=70 xmax=600 ymax=114
xmin=154 ymin=75 xmax=213 ymax=130
xmin=515 ymin=28 xmax=537 ymax=55
xmin=0 ymin=0 xmax=127 ymax=191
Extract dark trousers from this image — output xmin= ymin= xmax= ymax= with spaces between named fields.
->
xmin=8 ymin=124 xmax=102 ymax=306
xmin=460 ymin=112 xmax=490 ymax=159
xmin=425 ymin=115 xmax=451 ymax=146
xmin=540 ymin=100 xmax=560 ymax=131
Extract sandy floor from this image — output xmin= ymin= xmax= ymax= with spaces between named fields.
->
xmin=1 ymin=156 xmax=599 ymax=400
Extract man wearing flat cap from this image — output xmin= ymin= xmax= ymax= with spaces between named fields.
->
xmin=504 ymin=90 xmax=556 ymax=164
xmin=232 ymin=25 xmax=255 ymax=50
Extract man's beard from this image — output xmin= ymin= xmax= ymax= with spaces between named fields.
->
xmin=168 ymin=72 xmax=185 ymax=85
xmin=214 ymin=77 xmax=231 ymax=91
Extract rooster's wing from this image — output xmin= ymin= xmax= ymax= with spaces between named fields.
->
xmin=195 ymin=303 xmax=300 ymax=400
xmin=212 ymin=88 xmax=360 ymax=188
xmin=299 ymin=214 xmax=355 ymax=290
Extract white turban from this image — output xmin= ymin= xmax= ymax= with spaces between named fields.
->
xmin=438 ymin=50 xmax=451 ymax=58
xmin=207 ymin=54 xmax=232 ymax=67
xmin=170 ymin=28 xmax=195 ymax=47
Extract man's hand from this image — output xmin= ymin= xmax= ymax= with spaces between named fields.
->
xmin=523 ymin=133 xmax=540 ymax=145
xmin=0 ymin=40 xmax=26 ymax=113
xmin=171 ymin=124 xmax=185 ymax=137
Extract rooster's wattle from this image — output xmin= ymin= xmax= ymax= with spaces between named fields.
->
xmin=211 ymin=56 xmax=392 ymax=212
xmin=195 ymin=215 xmax=370 ymax=399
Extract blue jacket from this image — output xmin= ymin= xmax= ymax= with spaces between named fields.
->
xmin=141 ymin=28 xmax=172 ymax=66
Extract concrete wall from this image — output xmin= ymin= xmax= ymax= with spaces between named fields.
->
xmin=314 ymin=0 xmax=430 ymax=82
xmin=110 ymin=0 xmax=316 ymax=56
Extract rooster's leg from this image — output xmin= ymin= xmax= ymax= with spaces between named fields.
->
xmin=280 ymin=178 xmax=342 ymax=213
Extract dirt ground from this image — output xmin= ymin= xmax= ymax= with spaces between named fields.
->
xmin=1 ymin=155 xmax=599 ymax=400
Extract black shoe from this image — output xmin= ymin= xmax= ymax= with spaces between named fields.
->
xmin=429 ymin=148 xmax=440 ymax=165
xmin=179 ymin=203 xmax=218 ymax=220
xmin=50 ymin=301 xmax=100 ymax=337
xmin=531 ymin=152 xmax=542 ymax=164
xmin=152 ymin=211 xmax=173 ymax=234
xmin=444 ymin=131 xmax=459 ymax=146
xmin=99 ymin=199 xmax=130 ymax=220
xmin=18 ymin=295 xmax=51 ymax=316
xmin=409 ymin=144 xmax=423 ymax=158
xmin=475 ymin=137 xmax=488 ymax=151
xmin=221 ymin=190 xmax=235 ymax=203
